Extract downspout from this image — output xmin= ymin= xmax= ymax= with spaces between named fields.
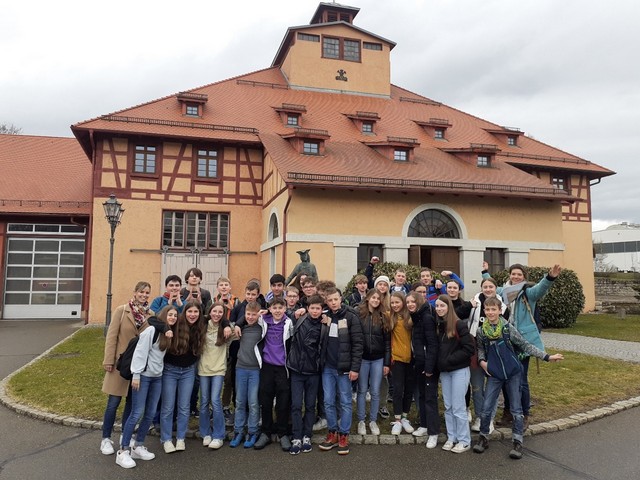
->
xmin=82 ymin=129 xmax=97 ymax=325
xmin=281 ymin=187 xmax=293 ymax=275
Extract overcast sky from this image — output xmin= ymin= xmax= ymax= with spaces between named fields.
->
xmin=2 ymin=0 xmax=637 ymax=230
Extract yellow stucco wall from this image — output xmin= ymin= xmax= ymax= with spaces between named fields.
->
xmin=561 ymin=221 xmax=596 ymax=310
xmin=280 ymin=25 xmax=391 ymax=96
xmin=88 ymin=199 xmax=262 ymax=324
xmin=285 ymin=189 xmax=563 ymax=242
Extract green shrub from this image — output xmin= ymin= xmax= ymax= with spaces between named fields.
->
xmin=492 ymin=266 xmax=585 ymax=328
xmin=343 ymin=262 xmax=434 ymax=296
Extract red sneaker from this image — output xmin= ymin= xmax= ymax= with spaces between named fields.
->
xmin=319 ymin=431 xmax=338 ymax=451
xmin=337 ymin=433 xmax=350 ymax=455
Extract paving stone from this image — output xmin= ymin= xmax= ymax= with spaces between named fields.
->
xmin=363 ymin=434 xmax=379 ymax=445
xmin=378 ymin=435 xmax=397 ymax=445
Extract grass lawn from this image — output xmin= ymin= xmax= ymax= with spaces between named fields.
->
xmin=6 ymin=326 xmax=640 ymax=433
xmin=546 ymin=313 xmax=640 ymax=342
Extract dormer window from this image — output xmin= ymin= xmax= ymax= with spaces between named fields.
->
xmin=280 ymin=128 xmax=330 ymax=156
xmin=177 ymin=92 xmax=207 ymax=118
xmin=345 ymin=111 xmax=379 ymax=135
xmin=185 ymin=103 xmax=200 ymax=117
xmin=484 ymin=127 xmax=523 ymax=147
xmin=477 ymin=155 xmax=491 ymax=167
xmin=364 ymin=136 xmax=419 ymax=162
xmin=414 ymin=118 xmax=452 ymax=140
xmin=303 ymin=141 xmax=320 ymax=155
xmin=274 ymin=103 xmax=307 ymax=127
xmin=394 ymin=149 xmax=409 ymax=162
xmin=441 ymin=143 xmax=499 ymax=168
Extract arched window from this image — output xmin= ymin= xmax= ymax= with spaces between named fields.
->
xmin=268 ymin=213 xmax=279 ymax=241
xmin=408 ymin=209 xmax=460 ymax=238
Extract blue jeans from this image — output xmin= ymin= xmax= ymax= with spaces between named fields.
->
xmin=322 ymin=367 xmax=352 ymax=435
xmin=234 ymin=367 xmax=260 ymax=435
xmin=160 ymin=363 xmax=196 ymax=442
xmin=102 ymin=389 xmax=132 ymax=439
xmin=121 ymin=375 xmax=162 ymax=448
xmin=290 ymin=372 xmax=320 ymax=440
xmin=440 ymin=368 xmax=471 ymax=445
xmin=199 ymin=375 xmax=225 ymax=440
xmin=481 ymin=372 xmax=524 ymax=443
xmin=469 ymin=365 xmax=486 ymax=417
xmin=357 ymin=358 xmax=383 ymax=422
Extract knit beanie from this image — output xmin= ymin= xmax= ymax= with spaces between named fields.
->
xmin=374 ymin=275 xmax=390 ymax=289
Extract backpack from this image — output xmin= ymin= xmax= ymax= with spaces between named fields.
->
xmin=484 ymin=324 xmax=522 ymax=381
xmin=116 ymin=325 xmax=162 ymax=380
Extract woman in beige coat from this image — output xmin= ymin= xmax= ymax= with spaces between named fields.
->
xmin=100 ymin=281 xmax=152 ymax=455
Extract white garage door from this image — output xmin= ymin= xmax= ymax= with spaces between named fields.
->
xmin=3 ymin=224 xmax=85 ymax=319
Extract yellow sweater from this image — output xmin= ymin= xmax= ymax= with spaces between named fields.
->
xmin=391 ymin=315 xmax=412 ymax=363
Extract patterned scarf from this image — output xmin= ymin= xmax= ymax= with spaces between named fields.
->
xmin=481 ymin=317 xmax=504 ymax=341
xmin=129 ymin=299 xmax=150 ymax=329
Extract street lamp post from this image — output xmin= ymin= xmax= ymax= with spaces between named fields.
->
xmin=103 ymin=194 xmax=124 ymax=336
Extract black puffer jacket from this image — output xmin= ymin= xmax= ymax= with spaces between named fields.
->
xmin=286 ymin=314 xmax=323 ymax=375
xmin=436 ymin=318 xmax=475 ymax=372
xmin=359 ymin=312 xmax=391 ymax=367
xmin=320 ymin=306 xmax=363 ymax=373
xmin=410 ymin=303 xmax=438 ymax=375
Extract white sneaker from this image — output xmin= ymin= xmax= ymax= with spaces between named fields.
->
xmin=115 ymin=450 xmax=136 ymax=469
xmin=209 ymin=439 xmax=223 ymax=449
xmin=366 ymin=391 xmax=371 ymax=402
xmin=352 ymin=392 xmax=357 ymax=403
xmin=467 ymin=408 xmax=472 ymax=423
xmin=426 ymin=435 xmax=438 ymax=449
xmin=163 ymin=441 xmax=176 ymax=454
xmin=471 ymin=417 xmax=481 ymax=432
xmin=442 ymin=440 xmax=454 ymax=451
xmin=369 ymin=421 xmax=380 ymax=436
xmin=391 ymin=421 xmax=402 ymax=435
xmin=452 ymin=442 xmax=470 ymax=454
xmin=401 ymin=418 xmax=414 ymax=434
xmin=357 ymin=420 xmax=366 ymax=435
xmin=412 ymin=427 xmax=428 ymax=437
xmin=100 ymin=438 xmax=115 ymax=455
xmin=175 ymin=439 xmax=186 ymax=451
xmin=131 ymin=445 xmax=155 ymax=461
xmin=202 ymin=435 xmax=212 ymax=447
xmin=489 ymin=421 xmax=495 ymax=434
xmin=312 ymin=418 xmax=327 ymax=432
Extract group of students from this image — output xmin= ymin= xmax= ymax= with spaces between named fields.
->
xmin=100 ymin=261 xmax=564 ymax=468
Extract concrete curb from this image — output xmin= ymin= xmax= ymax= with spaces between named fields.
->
xmin=2 ymin=325 xmax=640 ymax=444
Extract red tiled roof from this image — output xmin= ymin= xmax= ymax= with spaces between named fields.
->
xmin=0 ymin=134 xmax=92 ymax=215
xmin=72 ymin=67 xmax=613 ymax=201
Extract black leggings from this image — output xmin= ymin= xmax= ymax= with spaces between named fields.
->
xmin=391 ymin=361 xmax=414 ymax=416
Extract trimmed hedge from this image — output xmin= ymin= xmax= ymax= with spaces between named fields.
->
xmin=492 ymin=266 xmax=585 ymax=329
xmin=344 ymin=263 xmax=584 ymax=328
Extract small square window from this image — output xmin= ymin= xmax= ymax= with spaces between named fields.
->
xmin=287 ymin=114 xmax=299 ymax=126
xmin=394 ymin=149 xmax=408 ymax=162
xmin=134 ymin=145 xmax=157 ymax=174
xmin=507 ymin=135 xmax=517 ymax=146
xmin=362 ymin=121 xmax=373 ymax=134
xmin=185 ymin=104 xmax=199 ymax=117
xmin=303 ymin=141 xmax=320 ymax=155
xmin=434 ymin=128 xmax=445 ymax=139
xmin=196 ymin=148 xmax=218 ymax=178
xmin=323 ymin=37 xmax=340 ymax=59
xmin=477 ymin=155 xmax=490 ymax=167
xmin=552 ymin=176 xmax=567 ymax=190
